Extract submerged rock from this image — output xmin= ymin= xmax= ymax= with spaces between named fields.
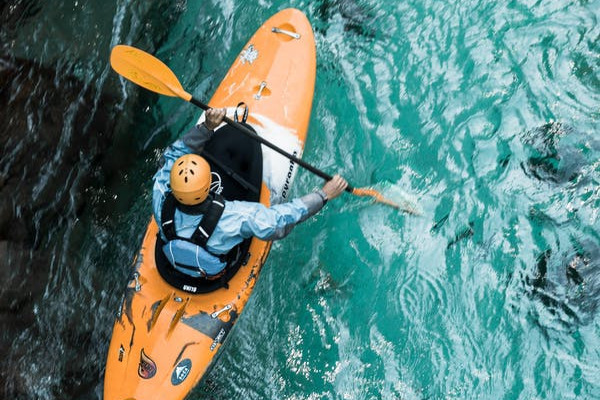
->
xmin=525 ymin=238 xmax=600 ymax=328
xmin=517 ymin=122 xmax=600 ymax=330
xmin=521 ymin=121 xmax=596 ymax=184
xmin=314 ymin=0 xmax=378 ymax=37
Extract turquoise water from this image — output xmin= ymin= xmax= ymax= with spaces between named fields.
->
xmin=1 ymin=0 xmax=599 ymax=399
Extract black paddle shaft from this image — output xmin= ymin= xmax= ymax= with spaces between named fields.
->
xmin=190 ymin=97 xmax=354 ymax=192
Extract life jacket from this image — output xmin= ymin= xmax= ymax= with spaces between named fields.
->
xmin=160 ymin=192 xmax=227 ymax=277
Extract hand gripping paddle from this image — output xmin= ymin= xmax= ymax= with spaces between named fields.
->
xmin=110 ymin=45 xmax=419 ymax=213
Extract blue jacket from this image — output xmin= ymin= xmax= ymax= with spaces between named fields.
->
xmin=152 ymin=123 xmax=325 ymax=277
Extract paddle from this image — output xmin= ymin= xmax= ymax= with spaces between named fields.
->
xmin=110 ymin=44 xmax=418 ymax=213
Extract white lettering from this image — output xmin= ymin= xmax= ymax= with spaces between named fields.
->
xmin=175 ymin=365 xmax=190 ymax=381
xmin=183 ymin=285 xmax=197 ymax=293
xmin=210 ymin=328 xmax=227 ymax=351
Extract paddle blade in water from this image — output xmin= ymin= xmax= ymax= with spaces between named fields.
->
xmin=353 ymin=183 xmax=422 ymax=215
xmin=110 ymin=45 xmax=192 ymax=101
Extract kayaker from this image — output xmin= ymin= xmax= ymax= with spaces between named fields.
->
xmin=152 ymin=107 xmax=348 ymax=278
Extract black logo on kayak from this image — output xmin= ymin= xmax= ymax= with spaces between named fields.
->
xmin=281 ymin=151 xmax=298 ymax=199
xmin=171 ymin=358 xmax=192 ymax=385
xmin=138 ymin=348 xmax=157 ymax=379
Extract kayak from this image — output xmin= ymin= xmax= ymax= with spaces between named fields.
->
xmin=103 ymin=8 xmax=316 ymax=400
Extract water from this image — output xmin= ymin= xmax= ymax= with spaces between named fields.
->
xmin=1 ymin=0 xmax=599 ymax=398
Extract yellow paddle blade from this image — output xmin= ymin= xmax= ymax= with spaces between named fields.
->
xmin=352 ymin=187 xmax=422 ymax=215
xmin=110 ymin=45 xmax=192 ymax=101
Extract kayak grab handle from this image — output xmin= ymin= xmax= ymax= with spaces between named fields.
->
xmin=271 ymin=27 xmax=301 ymax=39
xmin=254 ymin=81 xmax=268 ymax=100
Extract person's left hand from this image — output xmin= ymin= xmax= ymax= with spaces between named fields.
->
xmin=204 ymin=108 xmax=227 ymax=130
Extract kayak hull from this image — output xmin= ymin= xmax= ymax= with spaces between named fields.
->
xmin=103 ymin=8 xmax=315 ymax=400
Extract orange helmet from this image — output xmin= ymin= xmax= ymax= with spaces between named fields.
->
xmin=169 ymin=154 xmax=212 ymax=205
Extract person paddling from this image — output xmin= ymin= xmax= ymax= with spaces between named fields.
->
xmin=152 ymin=107 xmax=348 ymax=278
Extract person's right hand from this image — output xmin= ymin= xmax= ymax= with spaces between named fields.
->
xmin=204 ymin=108 xmax=226 ymax=131
xmin=322 ymin=175 xmax=348 ymax=201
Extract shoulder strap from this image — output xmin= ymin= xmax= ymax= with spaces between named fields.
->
xmin=161 ymin=193 xmax=178 ymax=240
xmin=161 ymin=192 xmax=226 ymax=247
xmin=190 ymin=193 xmax=226 ymax=247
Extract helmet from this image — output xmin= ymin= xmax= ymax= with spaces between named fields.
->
xmin=170 ymin=154 xmax=212 ymax=205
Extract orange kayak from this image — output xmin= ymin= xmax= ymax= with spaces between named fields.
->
xmin=103 ymin=8 xmax=315 ymax=400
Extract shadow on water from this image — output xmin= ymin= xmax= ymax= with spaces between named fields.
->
xmin=0 ymin=0 xmax=188 ymax=398
xmin=0 ymin=1 xmax=42 ymax=30
xmin=0 ymin=54 xmax=113 ymax=400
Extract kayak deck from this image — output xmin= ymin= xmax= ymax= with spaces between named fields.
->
xmin=103 ymin=8 xmax=316 ymax=400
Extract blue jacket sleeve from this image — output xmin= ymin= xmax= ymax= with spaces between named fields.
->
xmin=231 ymin=194 xmax=324 ymax=241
